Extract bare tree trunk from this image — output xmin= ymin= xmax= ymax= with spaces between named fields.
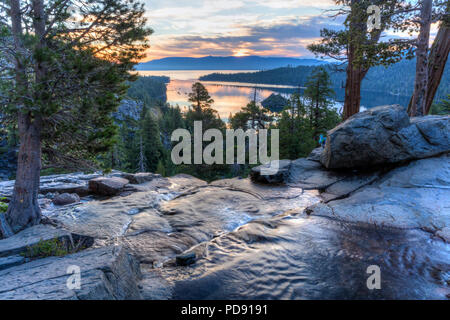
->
xmin=410 ymin=0 xmax=432 ymax=117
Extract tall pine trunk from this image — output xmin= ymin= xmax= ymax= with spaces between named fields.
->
xmin=0 ymin=0 xmax=45 ymax=237
xmin=410 ymin=0 xmax=432 ymax=117
xmin=407 ymin=11 xmax=449 ymax=115
xmin=424 ymin=15 xmax=450 ymax=114
xmin=343 ymin=61 xmax=365 ymax=120
xmin=342 ymin=1 xmax=369 ymax=121
xmin=6 ymin=113 xmax=43 ymax=233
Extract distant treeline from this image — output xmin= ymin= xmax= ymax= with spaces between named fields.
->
xmin=200 ymin=59 xmax=450 ymax=103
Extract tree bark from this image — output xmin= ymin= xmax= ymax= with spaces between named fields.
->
xmin=6 ymin=113 xmax=43 ymax=233
xmin=342 ymin=0 xmax=371 ymax=121
xmin=410 ymin=0 xmax=433 ymax=117
xmin=424 ymin=14 xmax=450 ymax=114
xmin=1 ymin=0 xmax=45 ymax=236
xmin=343 ymin=60 xmax=366 ymax=120
xmin=407 ymin=8 xmax=449 ymax=115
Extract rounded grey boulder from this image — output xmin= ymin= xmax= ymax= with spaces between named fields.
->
xmin=53 ymin=193 xmax=81 ymax=206
xmin=321 ymin=105 xmax=450 ymax=169
xmin=88 ymin=177 xmax=129 ymax=196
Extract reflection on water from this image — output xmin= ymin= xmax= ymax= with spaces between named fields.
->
xmin=167 ymin=80 xmax=288 ymax=118
xmin=160 ymin=215 xmax=450 ymax=300
xmin=137 ymin=70 xmax=411 ymax=118
xmin=137 ymin=70 xmax=287 ymax=119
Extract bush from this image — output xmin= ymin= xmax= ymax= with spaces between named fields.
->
xmin=21 ymin=238 xmax=71 ymax=259
xmin=0 ymin=198 xmax=8 ymax=213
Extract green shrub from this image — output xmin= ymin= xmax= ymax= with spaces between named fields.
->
xmin=21 ymin=238 xmax=71 ymax=259
xmin=0 ymin=198 xmax=7 ymax=213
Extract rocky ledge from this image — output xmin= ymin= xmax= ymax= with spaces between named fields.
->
xmin=0 ymin=105 xmax=448 ymax=300
xmin=252 ymin=105 xmax=450 ymax=242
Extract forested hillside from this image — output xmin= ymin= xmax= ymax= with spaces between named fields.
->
xmin=126 ymin=76 xmax=169 ymax=107
xmin=200 ymin=59 xmax=450 ymax=103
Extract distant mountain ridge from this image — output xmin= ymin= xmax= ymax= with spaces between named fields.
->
xmin=136 ymin=56 xmax=328 ymax=71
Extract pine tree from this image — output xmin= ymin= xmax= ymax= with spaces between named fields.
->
xmin=241 ymin=102 xmax=273 ymax=130
xmin=277 ymin=94 xmax=315 ymax=159
xmin=182 ymin=82 xmax=227 ymax=181
xmin=140 ymin=110 xmax=164 ymax=173
xmin=156 ymin=160 xmax=166 ymax=176
xmin=0 ymin=0 xmax=151 ymax=237
xmin=138 ymin=134 xmax=147 ymax=173
xmin=276 ymin=71 xmax=341 ymax=160
xmin=185 ymin=82 xmax=225 ymax=132
xmin=304 ymin=67 xmax=341 ymax=141
xmin=308 ymin=0 xmax=416 ymax=120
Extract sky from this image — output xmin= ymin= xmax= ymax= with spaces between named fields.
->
xmin=143 ymin=0 xmax=343 ymax=61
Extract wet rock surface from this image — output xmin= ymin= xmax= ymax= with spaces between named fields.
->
xmin=0 ymin=172 xmax=103 ymax=199
xmin=159 ymin=215 xmax=450 ymax=300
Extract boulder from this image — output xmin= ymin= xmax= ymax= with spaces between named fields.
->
xmin=0 ymin=246 xmax=142 ymax=300
xmin=121 ymin=173 xmax=161 ymax=185
xmin=88 ymin=177 xmax=129 ymax=196
xmin=321 ymin=105 xmax=450 ymax=169
xmin=53 ymin=193 xmax=81 ymax=206
xmin=250 ymin=160 xmax=291 ymax=184
xmin=176 ymin=252 xmax=196 ymax=266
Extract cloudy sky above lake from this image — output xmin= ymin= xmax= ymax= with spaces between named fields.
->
xmin=143 ymin=0 xmax=344 ymax=61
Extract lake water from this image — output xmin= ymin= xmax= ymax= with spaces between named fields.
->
xmin=137 ymin=70 xmax=410 ymax=118
xmin=137 ymin=70 xmax=289 ymax=118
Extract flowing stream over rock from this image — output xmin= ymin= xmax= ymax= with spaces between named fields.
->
xmin=1 ymin=171 xmax=449 ymax=299
xmin=157 ymin=215 xmax=449 ymax=300
xmin=40 ymin=173 xmax=445 ymax=300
